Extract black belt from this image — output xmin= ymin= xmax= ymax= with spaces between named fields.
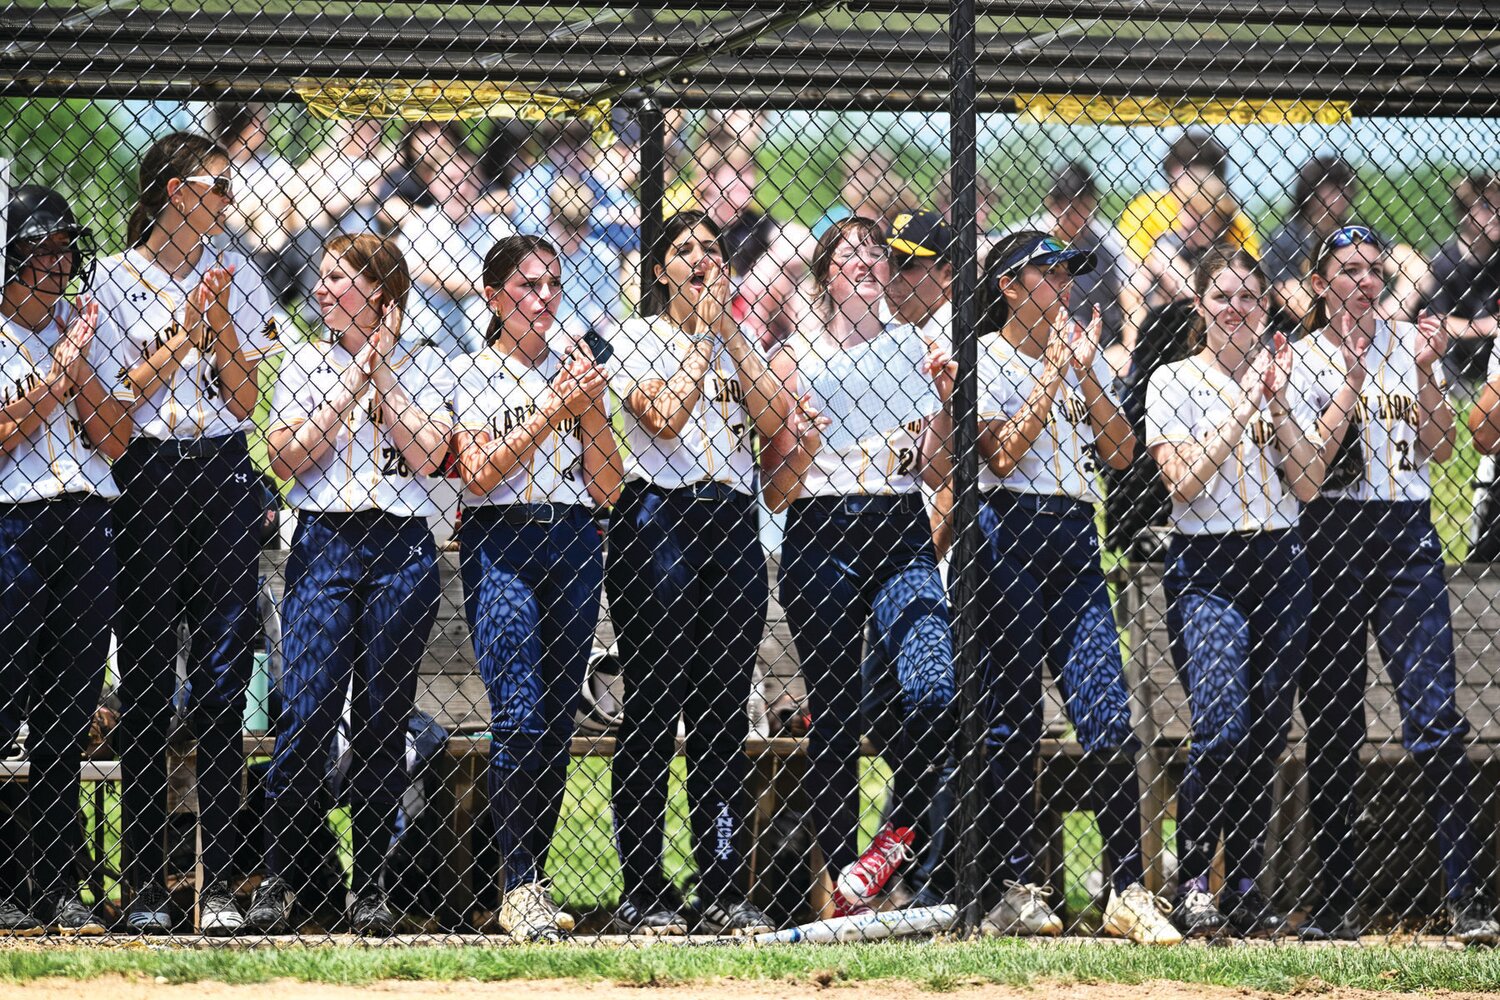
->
xmin=982 ymin=488 xmax=1096 ymax=520
xmin=468 ymin=502 xmax=589 ymax=526
xmin=132 ymin=432 xmax=246 ymax=460
xmin=641 ymin=480 xmax=744 ymax=503
xmin=305 ymin=507 xmax=421 ymax=530
xmin=790 ymin=492 xmax=924 ymax=517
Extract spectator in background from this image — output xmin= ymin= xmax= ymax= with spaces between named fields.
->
xmin=509 ymin=119 xmax=635 ymax=255
xmin=1263 ymin=155 xmax=1360 ymax=320
xmin=1127 ymin=173 xmax=1240 ymax=334
xmin=1021 ymin=163 xmax=1130 ymax=374
xmin=546 ymin=175 xmax=622 ymax=343
xmin=209 ymin=102 xmax=297 ymax=299
xmin=1418 ymin=173 xmax=1500 ymax=387
xmin=380 ymin=122 xmax=478 ymax=232
xmin=404 ymin=146 xmax=516 ymax=356
xmin=692 ymin=140 xmax=810 ymax=349
xmin=1117 ymin=131 xmax=1260 ymax=264
xmin=284 ymin=118 xmax=395 ymax=320
xmin=813 ymin=147 xmax=918 ymax=239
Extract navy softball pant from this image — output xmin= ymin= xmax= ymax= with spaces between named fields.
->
xmin=0 ymin=495 xmax=113 ymax=901
xmin=1299 ymin=498 xmax=1478 ymax=906
xmin=265 ymin=509 xmax=440 ymax=890
xmin=1165 ymin=528 xmax=1308 ymax=891
xmin=779 ymin=492 xmax=954 ymax=878
xmin=113 ymin=433 xmax=262 ymax=889
xmin=974 ymin=490 xmax=1142 ymax=893
xmin=605 ymin=481 xmax=766 ymax=909
xmin=459 ymin=504 xmax=603 ymax=892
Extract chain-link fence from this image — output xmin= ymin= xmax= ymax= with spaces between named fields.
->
xmin=0 ymin=0 xmax=1499 ymax=946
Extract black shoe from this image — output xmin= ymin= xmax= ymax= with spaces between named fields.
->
xmin=1172 ymin=888 xmax=1227 ymax=938
xmin=695 ymin=898 xmax=775 ymax=936
xmin=614 ymin=896 xmax=687 ymax=935
xmin=0 ymin=897 xmax=43 ymax=937
xmin=123 ymin=882 xmax=173 ymax=934
xmin=1221 ymin=888 xmax=1289 ymax=939
xmin=42 ymin=892 xmax=106 ymax=936
xmin=349 ymin=887 xmax=396 ymax=937
xmin=244 ymin=876 xmax=294 ymax=934
xmin=1301 ymin=905 xmax=1363 ymax=942
xmin=1447 ymin=893 xmax=1500 ymax=945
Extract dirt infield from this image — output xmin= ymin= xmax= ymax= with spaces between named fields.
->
xmin=0 ymin=980 xmax=1476 ymax=1000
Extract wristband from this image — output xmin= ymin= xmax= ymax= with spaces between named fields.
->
xmin=687 ymin=330 xmax=715 ymax=344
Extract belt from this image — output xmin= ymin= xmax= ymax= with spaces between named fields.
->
xmin=643 ymin=480 xmax=743 ymax=503
xmin=132 ymin=432 xmax=246 ymax=460
xmin=790 ymin=492 xmax=923 ymax=517
xmin=469 ymin=502 xmax=589 ymax=526
xmin=305 ymin=507 xmax=421 ymax=529
xmin=982 ymin=488 xmax=1095 ymax=520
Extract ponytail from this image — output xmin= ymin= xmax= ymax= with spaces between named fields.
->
xmin=127 ymin=132 xmax=225 ymax=247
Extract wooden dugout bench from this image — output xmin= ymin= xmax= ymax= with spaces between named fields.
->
xmin=5 ymin=554 xmax=1500 ymax=926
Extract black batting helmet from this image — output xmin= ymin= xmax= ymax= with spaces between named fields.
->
xmin=5 ymin=185 xmax=95 ymax=292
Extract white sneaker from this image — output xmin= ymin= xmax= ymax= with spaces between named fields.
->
xmin=499 ymin=882 xmax=574 ymax=942
xmin=982 ymin=881 xmax=1064 ymax=937
xmin=199 ymin=881 xmax=246 ymax=936
xmin=1103 ymin=883 xmax=1183 ymax=945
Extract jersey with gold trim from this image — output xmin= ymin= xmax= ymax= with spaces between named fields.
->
xmin=0 ymin=305 xmax=122 ymax=502
xmin=610 ymin=314 xmax=758 ymax=493
xmin=1290 ymin=320 xmax=1439 ymax=503
xmin=92 ymin=246 xmax=281 ymax=441
xmin=977 ymin=338 xmax=1115 ymax=502
xmin=269 ymin=340 xmax=453 ymax=517
xmin=792 ymin=321 xmax=940 ymax=497
xmin=1146 ymin=355 xmax=1313 ymax=535
xmin=448 ymin=345 xmax=596 ymax=507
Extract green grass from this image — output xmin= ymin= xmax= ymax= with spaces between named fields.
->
xmin=8 ymin=938 xmax=1500 ymax=991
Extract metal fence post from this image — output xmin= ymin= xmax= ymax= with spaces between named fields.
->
xmin=947 ymin=0 xmax=984 ymax=937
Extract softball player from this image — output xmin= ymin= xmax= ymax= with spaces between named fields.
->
xmin=1145 ymin=248 xmax=1324 ymax=938
xmin=762 ymin=216 xmax=954 ymax=921
xmin=971 ymin=229 xmax=1180 ymax=944
xmin=449 ymin=235 xmax=623 ymax=941
xmin=606 ymin=210 xmax=786 ymax=936
xmin=1292 ymin=225 xmax=1498 ymax=943
xmin=93 ymin=132 xmax=281 ymax=934
xmin=0 ymin=186 xmax=130 ymax=935
xmin=245 ymin=233 xmax=452 ymax=936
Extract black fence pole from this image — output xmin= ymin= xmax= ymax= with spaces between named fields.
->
xmin=636 ymin=96 xmax=666 ymax=306
xmin=947 ymin=0 xmax=984 ymax=937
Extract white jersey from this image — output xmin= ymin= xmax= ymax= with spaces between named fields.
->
xmin=610 ymin=314 xmax=759 ymax=493
xmin=977 ymin=338 xmax=1116 ymax=502
xmin=269 ymin=340 xmax=454 ymax=518
xmin=448 ymin=345 xmax=593 ymax=507
xmin=793 ymin=321 xmax=941 ymax=497
xmin=92 ymin=247 xmax=281 ymax=440
xmin=1146 ymin=355 xmax=1313 ymax=535
xmin=1289 ymin=320 xmax=1438 ymax=503
xmin=0 ymin=306 xmax=123 ymax=503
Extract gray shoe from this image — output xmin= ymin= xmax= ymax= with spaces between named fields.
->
xmin=200 ymin=881 xmax=246 ymax=936
xmin=43 ymin=893 xmax=106 ymax=936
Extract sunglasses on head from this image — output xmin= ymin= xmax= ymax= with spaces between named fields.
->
xmin=1002 ymin=236 xmax=1070 ymax=275
xmin=184 ymin=173 xmax=234 ymax=199
xmin=1324 ymin=225 xmax=1382 ymax=250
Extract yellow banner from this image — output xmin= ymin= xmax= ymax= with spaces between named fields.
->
xmin=293 ymin=78 xmax=614 ymax=144
xmin=1017 ymin=94 xmax=1353 ymax=127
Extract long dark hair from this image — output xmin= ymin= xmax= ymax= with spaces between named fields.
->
xmin=481 ymin=234 xmax=558 ymax=344
xmin=977 ymin=229 xmax=1051 ymax=337
xmin=640 ymin=210 xmax=727 ymax=318
xmin=127 ymin=132 xmax=227 ymax=247
xmin=1183 ymin=246 xmax=1269 ymax=358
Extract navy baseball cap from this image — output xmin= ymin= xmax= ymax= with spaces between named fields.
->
xmin=886 ymin=211 xmax=952 ymax=263
xmin=996 ymin=233 xmax=1096 ymax=277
